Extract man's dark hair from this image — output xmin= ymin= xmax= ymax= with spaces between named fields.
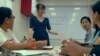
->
xmin=0 ymin=7 xmax=12 ymax=26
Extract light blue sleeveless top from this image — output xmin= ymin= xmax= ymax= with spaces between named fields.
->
xmin=86 ymin=31 xmax=100 ymax=44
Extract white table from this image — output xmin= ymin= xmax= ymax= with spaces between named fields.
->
xmin=12 ymin=46 xmax=63 ymax=56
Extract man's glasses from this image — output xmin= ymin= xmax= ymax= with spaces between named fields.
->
xmin=10 ymin=15 xmax=15 ymax=19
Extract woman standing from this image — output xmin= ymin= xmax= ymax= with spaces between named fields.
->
xmin=29 ymin=4 xmax=58 ymax=46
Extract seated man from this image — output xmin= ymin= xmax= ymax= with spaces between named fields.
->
xmin=5 ymin=29 xmax=47 ymax=49
xmin=0 ymin=7 xmax=46 ymax=50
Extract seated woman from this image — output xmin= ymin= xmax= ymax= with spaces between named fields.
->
xmin=60 ymin=1 xmax=100 ymax=56
xmin=81 ymin=16 xmax=93 ymax=43
xmin=66 ymin=10 xmax=100 ymax=46
xmin=0 ymin=7 xmax=46 ymax=50
xmin=69 ymin=16 xmax=95 ymax=45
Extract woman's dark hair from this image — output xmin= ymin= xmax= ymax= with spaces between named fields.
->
xmin=80 ymin=16 xmax=91 ymax=24
xmin=0 ymin=7 xmax=12 ymax=26
xmin=92 ymin=1 xmax=100 ymax=14
xmin=36 ymin=4 xmax=46 ymax=12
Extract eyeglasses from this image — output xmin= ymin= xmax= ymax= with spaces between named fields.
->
xmin=10 ymin=15 xmax=15 ymax=19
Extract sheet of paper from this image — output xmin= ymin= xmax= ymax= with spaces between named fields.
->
xmin=12 ymin=50 xmax=50 ymax=55
xmin=43 ymin=46 xmax=53 ymax=48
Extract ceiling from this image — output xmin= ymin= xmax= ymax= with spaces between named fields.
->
xmin=38 ymin=0 xmax=99 ymax=6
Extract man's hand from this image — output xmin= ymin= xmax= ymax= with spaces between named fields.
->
xmin=60 ymin=41 xmax=83 ymax=56
xmin=25 ymin=39 xmax=36 ymax=49
xmin=36 ymin=40 xmax=47 ymax=49
xmin=62 ymin=39 xmax=70 ymax=44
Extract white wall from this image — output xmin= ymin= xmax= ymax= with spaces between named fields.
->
xmin=0 ymin=0 xmax=6 ymax=7
xmin=39 ymin=0 xmax=99 ymax=46
xmin=32 ymin=0 xmax=37 ymax=15
xmin=0 ymin=0 xmax=13 ymax=9
xmin=12 ymin=0 xmax=37 ymax=41
xmin=46 ymin=6 xmax=89 ymax=46
xmin=5 ymin=0 xmax=12 ymax=9
xmin=12 ymin=0 xmax=31 ymax=41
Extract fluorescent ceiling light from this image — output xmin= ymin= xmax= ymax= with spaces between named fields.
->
xmin=72 ymin=13 xmax=76 ymax=17
xmin=69 ymin=22 xmax=73 ymax=25
xmin=71 ymin=18 xmax=75 ymax=22
xmin=74 ymin=7 xmax=80 ymax=10
xmin=51 ymin=12 xmax=56 ymax=16
xmin=72 ymin=12 xmax=78 ymax=17
xmin=49 ymin=8 xmax=55 ymax=11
